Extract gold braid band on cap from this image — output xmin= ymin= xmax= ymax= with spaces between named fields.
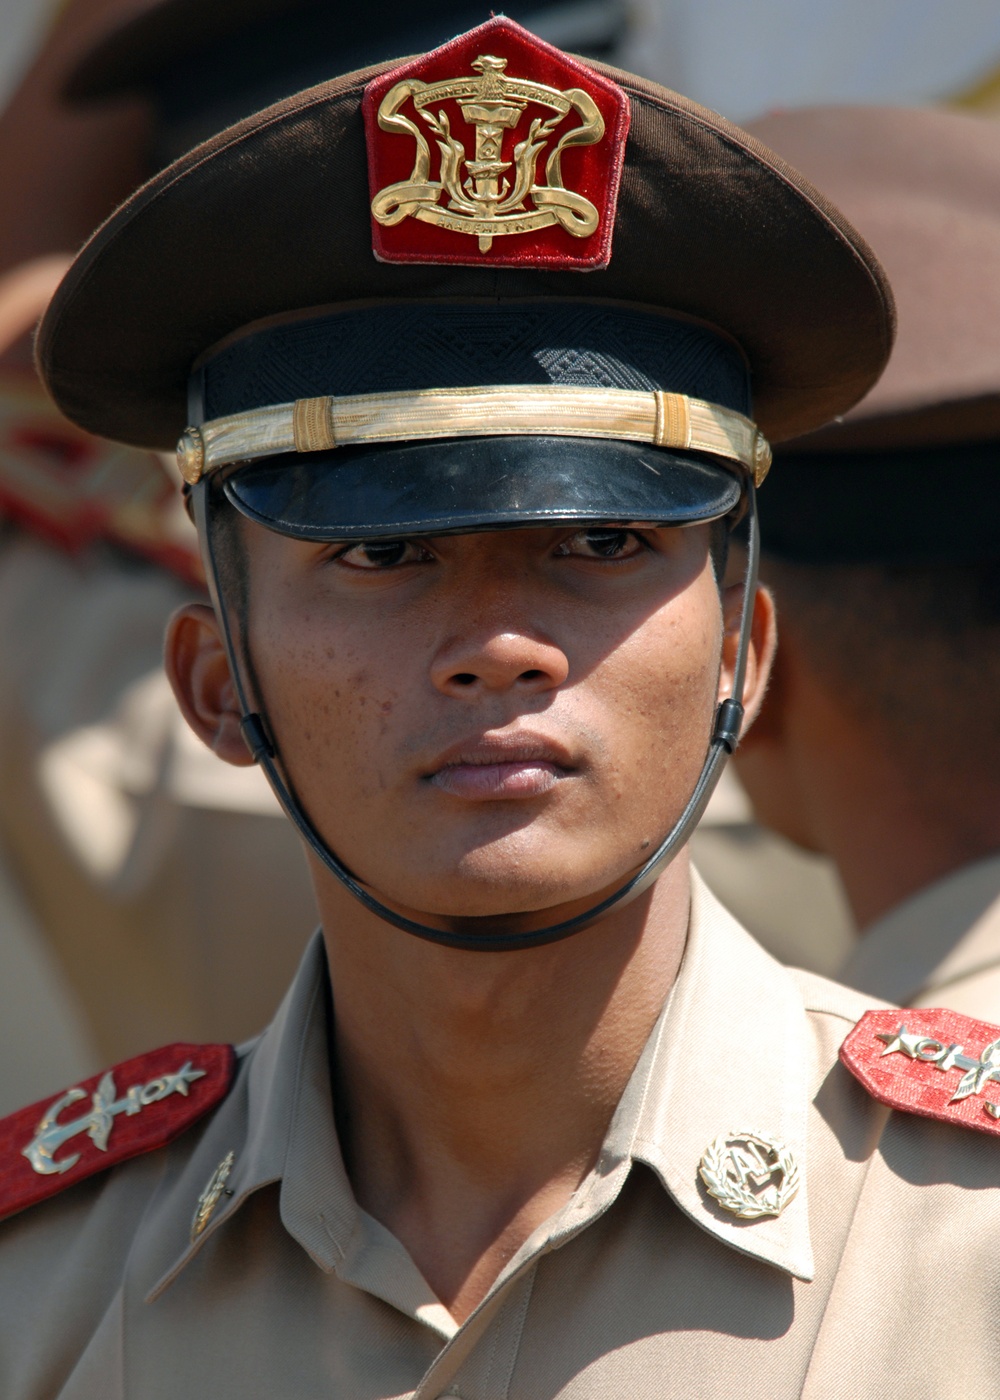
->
xmin=177 ymin=386 xmax=772 ymax=488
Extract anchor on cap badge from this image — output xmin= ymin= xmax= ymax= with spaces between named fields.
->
xmin=371 ymin=52 xmax=605 ymax=253
xmin=699 ymin=1131 xmax=800 ymax=1219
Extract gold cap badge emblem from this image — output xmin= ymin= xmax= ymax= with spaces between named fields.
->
xmin=371 ymin=52 xmax=604 ymax=254
xmin=363 ymin=17 xmax=630 ymax=270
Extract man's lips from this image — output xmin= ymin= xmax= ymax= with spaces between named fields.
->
xmin=425 ymin=733 xmax=577 ymax=801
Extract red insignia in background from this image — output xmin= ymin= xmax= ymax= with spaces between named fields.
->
xmin=0 ymin=372 xmax=204 ymax=585
xmin=841 ymin=1008 xmax=1000 ymax=1137
xmin=363 ymin=16 xmax=629 ymax=271
xmin=0 ymin=1043 xmax=235 ymax=1223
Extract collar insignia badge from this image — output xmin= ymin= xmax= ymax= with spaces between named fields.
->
xmin=841 ymin=1008 xmax=1000 ymax=1135
xmin=191 ymin=1150 xmax=236 ymax=1242
xmin=0 ymin=1043 xmax=235 ymax=1224
xmin=364 ymin=17 xmax=630 ymax=270
xmin=699 ymin=1131 xmax=800 ymax=1219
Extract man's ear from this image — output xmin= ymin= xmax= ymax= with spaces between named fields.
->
xmin=164 ymin=602 xmax=254 ymax=767
xmin=717 ymin=582 xmax=777 ymax=734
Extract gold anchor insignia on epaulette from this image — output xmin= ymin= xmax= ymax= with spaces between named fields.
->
xmin=370 ymin=52 xmax=605 ymax=253
xmin=699 ymin=1131 xmax=800 ymax=1219
xmin=22 ymin=1061 xmax=207 ymax=1176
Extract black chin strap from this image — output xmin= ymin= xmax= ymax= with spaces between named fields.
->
xmin=193 ymin=481 xmax=759 ymax=951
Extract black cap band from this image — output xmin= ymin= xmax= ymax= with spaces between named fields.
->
xmin=200 ymin=301 xmax=749 ymax=538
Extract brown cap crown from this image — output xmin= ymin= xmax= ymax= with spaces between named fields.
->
xmin=38 ymin=47 xmax=894 ymax=451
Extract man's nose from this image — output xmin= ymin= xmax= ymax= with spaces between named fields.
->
xmin=430 ymin=628 xmax=570 ymax=697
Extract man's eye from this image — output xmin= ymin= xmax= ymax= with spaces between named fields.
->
xmin=558 ymin=528 xmax=645 ymax=560
xmin=334 ymin=539 xmax=428 ymax=569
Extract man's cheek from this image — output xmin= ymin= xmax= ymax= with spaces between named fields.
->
xmin=317 ymin=680 xmax=408 ymax=801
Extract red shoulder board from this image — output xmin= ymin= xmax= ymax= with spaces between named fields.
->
xmin=0 ymin=1043 xmax=235 ymax=1223
xmin=363 ymin=16 xmax=629 ymax=271
xmin=841 ymin=1008 xmax=1000 ymax=1136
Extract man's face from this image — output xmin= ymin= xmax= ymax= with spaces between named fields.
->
xmin=230 ymin=519 xmax=731 ymax=919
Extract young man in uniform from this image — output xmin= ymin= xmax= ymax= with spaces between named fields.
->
xmin=1 ymin=22 xmax=999 ymax=1397
xmin=734 ymin=105 xmax=1000 ymax=1016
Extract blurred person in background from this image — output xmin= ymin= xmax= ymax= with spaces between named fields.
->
xmin=0 ymin=0 xmax=159 ymax=1107
xmin=734 ymin=105 xmax=1000 ymax=1016
xmin=632 ymin=0 xmax=1000 ymax=973
xmin=689 ymin=760 xmax=855 ymax=976
xmin=622 ymin=0 xmax=1000 ymax=122
xmin=0 ymin=0 xmax=627 ymax=1111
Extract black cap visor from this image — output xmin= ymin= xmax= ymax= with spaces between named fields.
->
xmin=223 ymin=435 xmax=743 ymax=541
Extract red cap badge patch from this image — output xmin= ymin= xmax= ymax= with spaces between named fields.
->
xmin=0 ymin=1043 xmax=235 ymax=1223
xmin=363 ymin=17 xmax=630 ymax=270
xmin=841 ymin=1008 xmax=1000 ymax=1137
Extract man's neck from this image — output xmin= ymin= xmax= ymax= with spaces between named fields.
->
xmin=316 ymin=855 xmax=690 ymax=1323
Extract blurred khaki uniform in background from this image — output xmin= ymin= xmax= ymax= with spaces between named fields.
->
xmin=691 ymin=769 xmax=855 ymax=976
xmin=733 ymin=105 xmax=1000 ymax=1017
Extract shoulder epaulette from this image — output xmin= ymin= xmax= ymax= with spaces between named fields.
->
xmin=0 ymin=1042 xmax=235 ymax=1223
xmin=841 ymin=1008 xmax=1000 ymax=1136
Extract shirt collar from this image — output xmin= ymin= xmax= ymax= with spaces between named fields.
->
xmin=146 ymin=933 xmax=464 ymax=1333
xmin=149 ymin=872 xmax=815 ymax=1300
xmin=610 ymin=871 xmax=815 ymax=1281
xmin=839 ymin=853 xmax=1000 ymax=1006
xmin=145 ymin=931 xmax=345 ymax=1300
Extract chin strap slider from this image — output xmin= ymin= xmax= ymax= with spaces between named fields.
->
xmin=240 ymin=712 xmax=275 ymax=763
xmin=713 ymin=698 xmax=745 ymax=754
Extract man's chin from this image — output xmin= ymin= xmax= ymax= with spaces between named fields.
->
xmin=358 ymin=859 xmax=646 ymax=928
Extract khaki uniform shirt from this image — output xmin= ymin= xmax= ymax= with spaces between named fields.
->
xmin=839 ymin=852 xmax=1000 ymax=1018
xmin=3 ymin=875 xmax=999 ymax=1398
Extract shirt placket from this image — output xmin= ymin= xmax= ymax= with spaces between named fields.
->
xmin=410 ymin=1158 xmax=634 ymax=1400
xmin=411 ymin=1263 xmax=539 ymax=1400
